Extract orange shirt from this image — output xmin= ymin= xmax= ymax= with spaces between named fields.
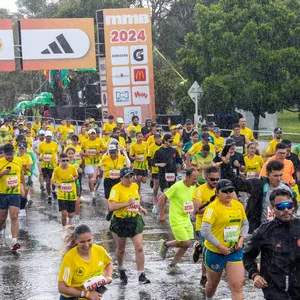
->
xmin=260 ymin=156 xmax=295 ymax=185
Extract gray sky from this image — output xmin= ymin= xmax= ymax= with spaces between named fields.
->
xmin=0 ymin=1 xmax=17 ymax=13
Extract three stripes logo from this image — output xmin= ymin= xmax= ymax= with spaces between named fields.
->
xmin=41 ymin=34 xmax=74 ymax=55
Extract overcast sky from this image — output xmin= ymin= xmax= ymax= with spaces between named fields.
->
xmin=1 ymin=1 xmax=17 ymax=13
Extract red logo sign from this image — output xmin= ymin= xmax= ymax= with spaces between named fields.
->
xmin=134 ymin=68 xmax=146 ymax=81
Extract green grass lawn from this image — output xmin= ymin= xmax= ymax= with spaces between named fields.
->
xmin=258 ymin=110 xmax=300 ymax=143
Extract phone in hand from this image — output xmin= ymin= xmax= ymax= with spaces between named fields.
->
xmin=221 ymin=145 xmax=231 ymax=157
xmin=96 ymin=285 xmax=108 ymax=295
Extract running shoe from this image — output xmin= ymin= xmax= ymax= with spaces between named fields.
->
xmin=119 ymin=269 xmax=128 ymax=284
xmin=138 ymin=273 xmax=151 ymax=284
xmin=200 ymin=275 xmax=207 ymax=287
xmin=106 ymin=211 xmax=113 ymax=221
xmin=167 ymin=264 xmax=180 ymax=274
xmin=192 ymin=241 xmax=203 ymax=263
xmin=159 ymin=239 xmax=168 ymax=259
xmin=47 ymin=196 xmax=52 ymax=203
xmin=11 ymin=242 xmax=21 ymax=251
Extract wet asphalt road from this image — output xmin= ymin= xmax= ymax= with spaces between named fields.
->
xmin=0 ymin=177 xmax=265 ymax=300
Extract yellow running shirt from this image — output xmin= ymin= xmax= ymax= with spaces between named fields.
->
xmin=58 ymin=244 xmax=112 ymax=297
xmin=130 ymin=141 xmax=149 ymax=170
xmin=0 ymin=156 xmax=23 ymax=194
xmin=52 ymin=165 xmax=77 ymax=201
xmin=148 ymin=143 xmax=163 ymax=174
xmin=17 ymin=153 xmax=33 ymax=176
xmin=65 ymin=144 xmax=82 ymax=163
xmin=244 ymin=154 xmax=264 ymax=177
xmin=202 ymin=198 xmax=247 ymax=254
xmin=98 ymin=154 xmax=126 ymax=179
xmin=188 ymin=141 xmax=215 ymax=156
xmin=127 ymin=124 xmax=142 ymax=135
xmin=102 ymin=122 xmax=117 ymax=140
xmin=38 ymin=141 xmax=59 ymax=169
xmin=109 ymin=182 xmax=140 ymax=218
xmin=81 ymin=138 xmax=106 ymax=166
xmin=193 ymin=183 xmax=216 ymax=231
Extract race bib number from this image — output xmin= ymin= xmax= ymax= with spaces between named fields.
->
xmin=84 ymin=275 xmax=106 ymax=291
xmin=75 ymin=152 xmax=81 ymax=160
xmin=183 ymin=202 xmax=194 ymax=215
xmin=235 ymin=146 xmax=243 ymax=154
xmin=43 ymin=154 xmax=52 ymax=162
xmin=109 ymin=170 xmax=120 ymax=179
xmin=171 ymin=145 xmax=177 ymax=149
xmin=87 ymin=149 xmax=96 ymax=156
xmin=165 ymin=173 xmax=175 ymax=182
xmin=246 ymin=172 xmax=256 ymax=179
xmin=135 ymin=155 xmax=144 ymax=162
xmin=267 ymin=206 xmax=275 ymax=222
xmin=7 ymin=177 xmax=18 ymax=188
xmin=224 ymin=225 xmax=239 ymax=243
xmin=127 ymin=200 xmax=140 ymax=213
xmin=61 ymin=183 xmax=72 ymax=192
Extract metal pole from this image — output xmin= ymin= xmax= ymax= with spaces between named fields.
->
xmin=195 ymin=94 xmax=198 ymax=130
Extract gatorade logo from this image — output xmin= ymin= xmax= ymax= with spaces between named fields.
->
xmin=133 ymin=48 xmax=144 ymax=62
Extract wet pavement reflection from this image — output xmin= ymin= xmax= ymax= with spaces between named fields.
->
xmin=0 ymin=178 xmax=264 ymax=300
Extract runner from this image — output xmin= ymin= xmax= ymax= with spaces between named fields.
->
xmin=158 ymin=168 xmax=199 ymax=273
xmin=127 ymin=115 xmax=142 ymax=135
xmin=182 ymin=131 xmax=199 ymax=155
xmin=108 ymin=127 xmax=126 ymax=147
xmin=58 ymin=224 xmax=113 ymax=299
xmin=192 ymin=166 xmax=219 ymax=287
xmin=201 ymin=179 xmax=249 ymax=300
xmin=129 ymin=132 xmax=148 ymax=192
xmin=230 ymin=123 xmax=250 ymax=154
xmin=141 ymin=118 xmax=152 ymax=136
xmin=244 ymin=143 xmax=264 ymax=178
xmin=212 ymin=127 xmax=224 ymax=154
xmin=108 ymin=167 xmax=150 ymax=284
xmin=52 ymin=153 xmax=78 ymax=226
xmin=0 ymin=144 xmax=26 ymax=251
xmin=181 ymin=119 xmax=194 ymax=144
xmin=264 ymin=127 xmax=283 ymax=158
xmin=102 ymin=114 xmax=116 ymax=141
xmin=238 ymin=117 xmax=256 ymax=142
xmin=37 ymin=130 xmax=59 ymax=203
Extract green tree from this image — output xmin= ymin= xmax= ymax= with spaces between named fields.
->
xmin=179 ymin=0 xmax=300 ymax=130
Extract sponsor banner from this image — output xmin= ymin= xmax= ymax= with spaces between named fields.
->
xmin=20 ymin=18 xmax=96 ymax=70
xmin=100 ymin=8 xmax=155 ymax=123
xmin=0 ymin=19 xmax=15 ymax=71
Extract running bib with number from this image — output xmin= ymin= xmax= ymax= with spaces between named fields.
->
xmin=127 ymin=201 xmax=140 ymax=213
xmin=267 ymin=206 xmax=275 ymax=222
xmin=43 ymin=154 xmax=52 ymax=162
xmin=75 ymin=152 xmax=81 ymax=160
xmin=109 ymin=170 xmax=120 ymax=179
xmin=87 ymin=149 xmax=96 ymax=156
xmin=7 ymin=177 xmax=18 ymax=188
xmin=246 ymin=172 xmax=256 ymax=179
xmin=135 ymin=155 xmax=144 ymax=162
xmin=235 ymin=146 xmax=243 ymax=154
xmin=61 ymin=183 xmax=72 ymax=192
xmin=183 ymin=202 xmax=194 ymax=215
xmin=224 ymin=225 xmax=239 ymax=242
xmin=165 ymin=173 xmax=175 ymax=182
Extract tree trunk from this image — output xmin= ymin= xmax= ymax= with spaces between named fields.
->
xmin=253 ymin=113 xmax=260 ymax=139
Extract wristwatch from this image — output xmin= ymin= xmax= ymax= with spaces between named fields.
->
xmin=80 ymin=290 xmax=85 ymax=297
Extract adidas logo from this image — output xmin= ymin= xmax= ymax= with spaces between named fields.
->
xmin=41 ymin=34 xmax=74 ymax=55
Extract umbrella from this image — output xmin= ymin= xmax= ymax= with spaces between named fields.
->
xmin=13 ymin=101 xmax=32 ymax=111
xmin=30 ymin=96 xmax=54 ymax=106
xmin=74 ymin=68 xmax=98 ymax=73
xmin=39 ymin=92 xmax=53 ymax=99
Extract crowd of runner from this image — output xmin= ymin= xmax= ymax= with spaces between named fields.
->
xmin=0 ymin=114 xmax=299 ymax=300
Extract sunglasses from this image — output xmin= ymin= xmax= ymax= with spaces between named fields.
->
xmin=220 ymin=188 xmax=235 ymax=194
xmin=208 ymin=177 xmax=219 ymax=182
xmin=61 ymin=159 xmax=69 ymax=162
xmin=274 ymin=201 xmax=293 ymax=211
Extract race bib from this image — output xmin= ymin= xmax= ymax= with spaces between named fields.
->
xmin=165 ymin=173 xmax=175 ymax=182
xmin=135 ymin=155 xmax=144 ymax=162
xmin=84 ymin=275 xmax=106 ymax=291
xmin=224 ymin=225 xmax=239 ymax=243
xmin=75 ymin=152 xmax=81 ymax=160
xmin=171 ymin=145 xmax=177 ymax=149
xmin=61 ymin=183 xmax=72 ymax=192
xmin=109 ymin=170 xmax=120 ymax=179
xmin=87 ymin=149 xmax=96 ymax=156
xmin=267 ymin=206 xmax=275 ymax=222
xmin=183 ymin=202 xmax=194 ymax=215
xmin=235 ymin=146 xmax=243 ymax=154
xmin=43 ymin=154 xmax=52 ymax=162
xmin=7 ymin=177 xmax=18 ymax=188
xmin=127 ymin=200 xmax=140 ymax=213
xmin=246 ymin=172 xmax=256 ymax=179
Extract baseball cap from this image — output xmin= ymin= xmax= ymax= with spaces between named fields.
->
xmin=120 ymin=167 xmax=134 ymax=178
xmin=216 ymin=179 xmax=235 ymax=192
xmin=0 ymin=126 xmax=7 ymax=132
xmin=109 ymin=138 xmax=119 ymax=145
xmin=201 ymin=133 xmax=210 ymax=140
xmin=3 ymin=144 xmax=14 ymax=155
xmin=38 ymin=130 xmax=45 ymax=135
xmin=274 ymin=127 xmax=282 ymax=134
xmin=170 ymin=125 xmax=177 ymax=130
xmin=214 ymin=127 xmax=221 ymax=133
xmin=89 ymin=118 xmax=95 ymax=123
xmin=88 ymin=129 xmax=96 ymax=134
xmin=185 ymin=119 xmax=192 ymax=125
xmin=45 ymin=131 xmax=52 ymax=137
xmin=176 ymin=124 xmax=183 ymax=129
xmin=225 ymin=138 xmax=236 ymax=146
xmin=108 ymin=144 xmax=118 ymax=152
xmin=116 ymin=117 xmax=124 ymax=124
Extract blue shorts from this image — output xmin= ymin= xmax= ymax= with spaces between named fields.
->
xmin=195 ymin=230 xmax=205 ymax=243
xmin=203 ymin=246 xmax=244 ymax=273
xmin=0 ymin=194 xmax=20 ymax=209
xmin=60 ymin=296 xmax=77 ymax=300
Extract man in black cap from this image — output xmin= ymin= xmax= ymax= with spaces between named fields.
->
xmin=264 ymin=127 xmax=282 ymax=159
xmin=0 ymin=144 xmax=26 ymax=251
xmin=141 ymin=118 xmax=152 ymax=136
xmin=181 ymin=119 xmax=194 ymax=144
